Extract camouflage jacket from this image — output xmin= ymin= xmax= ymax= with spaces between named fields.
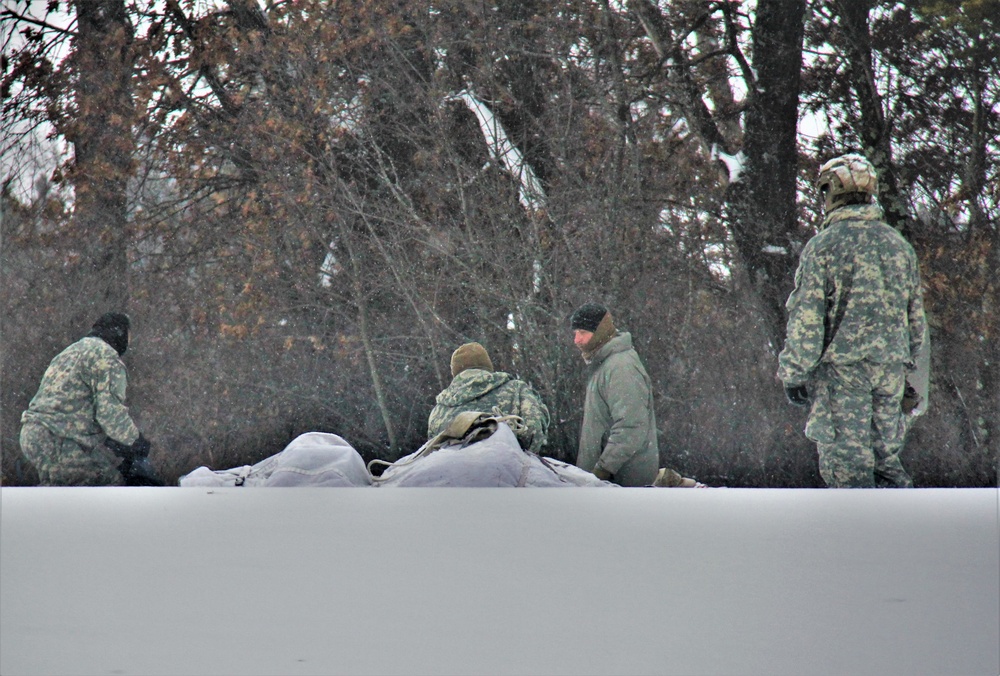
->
xmin=21 ymin=337 xmax=140 ymax=449
xmin=778 ymin=204 xmax=927 ymax=386
xmin=428 ymin=369 xmax=550 ymax=453
xmin=577 ymin=331 xmax=659 ymax=478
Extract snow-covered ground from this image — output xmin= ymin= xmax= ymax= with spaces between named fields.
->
xmin=2 ymin=487 xmax=998 ymax=676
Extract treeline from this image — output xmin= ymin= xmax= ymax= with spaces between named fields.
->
xmin=1 ymin=0 xmax=996 ymax=486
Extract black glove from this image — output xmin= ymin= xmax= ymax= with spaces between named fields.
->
xmin=130 ymin=434 xmax=151 ymax=458
xmin=901 ymin=382 xmax=922 ymax=414
xmin=118 ymin=456 xmax=165 ymax=486
xmin=105 ymin=434 xmax=150 ymax=458
xmin=785 ymin=384 xmax=810 ymax=407
xmin=104 ymin=436 xmax=132 ymax=456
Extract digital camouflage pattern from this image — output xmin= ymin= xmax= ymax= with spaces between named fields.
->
xmin=428 ymin=369 xmax=550 ymax=453
xmin=778 ymin=204 xmax=926 ymax=385
xmin=20 ymin=336 xmax=140 ymax=485
xmin=816 ymin=153 xmax=879 ymax=212
xmin=807 ymin=362 xmax=912 ymax=488
xmin=19 ymin=422 xmax=123 ymax=485
xmin=778 ymin=203 xmax=927 ymax=488
xmin=577 ymin=332 xmax=659 ymax=487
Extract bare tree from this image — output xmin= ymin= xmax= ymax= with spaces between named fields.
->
xmin=629 ymin=0 xmax=806 ymax=346
xmin=2 ymin=0 xmax=996 ymax=486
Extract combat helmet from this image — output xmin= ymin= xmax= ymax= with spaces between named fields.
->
xmin=816 ymin=153 xmax=878 ymax=213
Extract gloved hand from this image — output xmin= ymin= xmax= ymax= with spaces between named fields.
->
xmin=105 ymin=434 xmax=151 ymax=458
xmin=104 ymin=436 xmax=132 ymax=456
xmin=901 ymin=382 xmax=922 ymax=414
xmin=785 ymin=384 xmax=810 ymax=407
xmin=118 ymin=456 xmax=165 ymax=486
xmin=592 ymin=466 xmax=612 ymax=481
xmin=130 ymin=434 xmax=151 ymax=458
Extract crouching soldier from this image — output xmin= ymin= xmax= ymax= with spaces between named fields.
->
xmin=428 ymin=342 xmax=550 ymax=454
xmin=19 ymin=312 xmax=163 ymax=486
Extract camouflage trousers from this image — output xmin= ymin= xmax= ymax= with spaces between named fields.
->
xmin=805 ymin=362 xmax=913 ymax=488
xmin=19 ymin=422 xmax=123 ymax=486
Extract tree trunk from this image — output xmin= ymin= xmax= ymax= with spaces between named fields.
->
xmin=725 ymin=0 xmax=806 ymax=349
xmin=833 ymin=0 xmax=912 ymax=237
xmin=67 ymin=0 xmax=135 ymax=320
xmin=629 ymin=0 xmax=805 ymax=348
xmin=340 ymin=224 xmax=399 ymax=458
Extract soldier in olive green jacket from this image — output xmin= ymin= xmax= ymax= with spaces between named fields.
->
xmin=428 ymin=342 xmax=550 ymax=453
xmin=20 ymin=313 xmax=159 ymax=486
xmin=778 ymin=154 xmax=927 ymax=488
xmin=571 ymin=303 xmax=659 ymax=487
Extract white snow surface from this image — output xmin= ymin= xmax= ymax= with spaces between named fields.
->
xmin=2 ymin=486 xmax=998 ymax=676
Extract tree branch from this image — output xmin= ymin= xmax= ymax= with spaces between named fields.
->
xmin=164 ymin=0 xmax=240 ymax=118
xmin=0 ymin=9 xmax=76 ymax=38
xmin=627 ymin=0 xmax=734 ymax=156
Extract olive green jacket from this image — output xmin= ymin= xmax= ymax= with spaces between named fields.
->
xmin=576 ymin=332 xmax=659 ymax=486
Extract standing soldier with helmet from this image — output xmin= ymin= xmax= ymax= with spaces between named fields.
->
xmin=778 ymin=154 xmax=927 ymax=488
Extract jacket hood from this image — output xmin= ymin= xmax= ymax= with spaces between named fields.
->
xmin=435 ymin=369 xmax=514 ymax=407
xmin=585 ymin=331 xmax=634 ymax=366
xmin=820 ymin=203 xmax=884 ymax=231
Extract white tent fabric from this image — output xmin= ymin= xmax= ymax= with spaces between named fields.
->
xmin=179 ymin=424 xmax=608 ymax=488
xmin=375 ymin=423 xmax=605 ymax=487
xmin=179 ymin=432 xmax=372 ymax=488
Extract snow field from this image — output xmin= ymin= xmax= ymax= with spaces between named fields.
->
xmin=2 ymin=487 xmax=998 ymax=675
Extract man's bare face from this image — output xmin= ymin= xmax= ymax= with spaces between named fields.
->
xmin=573 ymin=329 xmax=594 ymax=351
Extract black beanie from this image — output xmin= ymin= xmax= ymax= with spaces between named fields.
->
xmin=88 ymin=312 xmax=130 ymax=356
xmin=570 ymin=303 xmax=608 ymax=332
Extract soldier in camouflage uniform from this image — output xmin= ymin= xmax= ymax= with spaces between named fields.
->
xmin=19 ymin=313 xmax=157 ymax=486
xmin=778 ymin=154 xmax=927 ymax=488
xmin=428 ymin=342 xmax=550 ymax=453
